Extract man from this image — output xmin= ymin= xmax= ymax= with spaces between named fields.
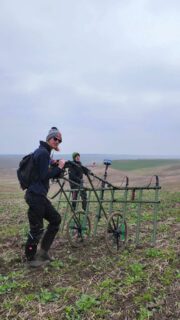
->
xmin=25 ymin=127 xmax=66 ymax=267
xmin=68 ymin=152 xmax=87 ymax=211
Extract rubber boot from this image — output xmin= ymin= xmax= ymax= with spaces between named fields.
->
xmin=26 ymin=258 xmax=50 ymax=268
xmin=26 ymin=249 xmax=52 ymax=268
xmin=36 ymin=249 xmax=55 ymax=262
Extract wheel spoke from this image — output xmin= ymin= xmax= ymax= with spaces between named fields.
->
xmin=67 ymin=211 xmax=91 ymax=247
xmin=105 ymin=212 xmax=127 ymax=254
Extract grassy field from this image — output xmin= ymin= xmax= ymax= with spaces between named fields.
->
xmin=111 ymin=159 xmax=180 ymax=171
xmin=0 ymin=164 xmax=180 ymax=320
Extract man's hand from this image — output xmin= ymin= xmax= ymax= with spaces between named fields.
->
xmin=58 ymin=159 xmax=66 ymax=169
xmin=82 ymin=166 xmax=90 ymax=175
xmin=50 ymin=159 xmax=59 ymax=167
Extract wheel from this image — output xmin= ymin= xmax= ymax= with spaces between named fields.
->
xmin=105 ymin=212 xmax=127 ymax=254
xmin=66 ymin=211 xmax=91 ymax=247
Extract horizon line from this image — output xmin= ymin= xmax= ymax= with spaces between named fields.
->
xmin=0 ymin=153 xmax=180 ymax=158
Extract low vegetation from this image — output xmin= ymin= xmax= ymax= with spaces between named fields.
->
xmin=111 ymin=159 xmax=180 ymax=171
xmin=0 ymin=163 xmax=179 ymax=319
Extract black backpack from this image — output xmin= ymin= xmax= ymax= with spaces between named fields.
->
xmin=17 ymin=153 xmax=37 ymax=190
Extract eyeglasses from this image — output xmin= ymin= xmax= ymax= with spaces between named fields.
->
xmin=53 ymin=137 xmax=62 ymax=143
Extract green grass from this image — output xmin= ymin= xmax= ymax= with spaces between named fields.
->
xmin=0 ymin=177 xmax=180 ymax=319
xmin=111 ymin=159 xmax=180 ymax=171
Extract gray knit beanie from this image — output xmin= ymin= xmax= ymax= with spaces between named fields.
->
xmin=46 ymin=127 xmax=62 ymax=142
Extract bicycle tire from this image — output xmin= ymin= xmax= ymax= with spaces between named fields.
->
xmin=105 ymin=211 xmax=127 ymax=254
xmin=66 ymin=211 xmax=91 ymax=247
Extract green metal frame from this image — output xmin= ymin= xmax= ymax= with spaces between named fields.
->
xmin=53 ymin=173 xmax=161 ymax=247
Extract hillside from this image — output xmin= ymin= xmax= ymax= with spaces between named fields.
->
xmin=87 ymin=160 xmax=180 ymax=192
xmin=0 ymin=161 xmax=179 ymax=319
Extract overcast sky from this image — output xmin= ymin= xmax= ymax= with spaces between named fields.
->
xmin=0 ymin=0 xmax=180 ymax=156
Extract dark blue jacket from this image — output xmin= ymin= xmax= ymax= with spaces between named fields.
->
xmin=28 ymin=141 xmax=62 ymax=196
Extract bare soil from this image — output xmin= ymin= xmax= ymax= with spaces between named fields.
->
xmin=0 ymin=165 xmax=179 ymax=320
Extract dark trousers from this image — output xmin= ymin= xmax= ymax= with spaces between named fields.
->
xmin=71 ymin=187 xmax=87 ymax=211
xmin=25 ymin=192 xmax=61 ymax=260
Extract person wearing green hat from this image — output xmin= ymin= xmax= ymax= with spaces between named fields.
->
xmin=68 ymin=152 xmax=87 ymax=211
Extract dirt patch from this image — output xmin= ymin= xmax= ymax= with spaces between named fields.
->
xmin=0 ymin=167 xmax=180 ymax=319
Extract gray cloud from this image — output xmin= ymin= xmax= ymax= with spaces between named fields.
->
xmin=0 ymin=0 xmax=180 ymax=156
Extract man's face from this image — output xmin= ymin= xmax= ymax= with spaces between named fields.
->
xmin=48 ymin=134 xmax=62 ymax=151
xmin=75 ymin=155 xmax=80 ymax=162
